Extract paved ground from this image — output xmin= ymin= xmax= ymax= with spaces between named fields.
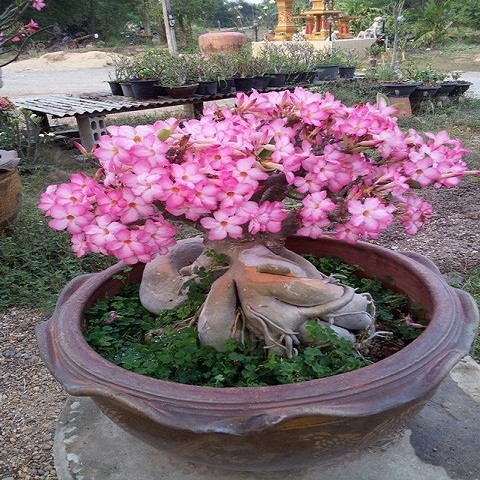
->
xmin=1 ymin=67 xmax=479 ymax=99
xmin=0 ymin=67 xmax=113 ymax=98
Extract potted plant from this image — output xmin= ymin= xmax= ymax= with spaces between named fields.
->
xmin=208 ymin=51 xmax=238 ymax=93
xmin=157 ymin=55 xmax=198 ymax=99
xmin=231 ymin=47 xmax=256 ymax=92
xmin=129 ymin=49 xmax=172 ymax=100
xmin=336 ymin=49 xmax=361 ymax=79
xmin=257 ymin=42 xmax=289 ymax=87
xmin=402 ymin=62 xmax=441 ymax=100
xmin=312 ymin=49 xmax=341 ymax=82
xmin=36 ymin=89 xmax=479 ymax=471
xmin=446 ymin=71 xmax=473 ymax=97
xmin=106 ymin=54 xmax=132 ymax=96
xmin=187 ymin=54 xmax=220 ymax=96
xmin=366 ymin=65 xmax=419 ymax=98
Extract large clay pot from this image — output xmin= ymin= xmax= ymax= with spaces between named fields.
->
xmin=36 ymin=237 xmax=478 ymax=472
xmin=0 ymin=168 xmax=21 ymax=229
xmin=198 ymin=30 xmax=247 ymax=55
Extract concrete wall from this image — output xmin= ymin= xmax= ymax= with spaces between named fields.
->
xmin=252 ymin=38 xmax=375 ymax=55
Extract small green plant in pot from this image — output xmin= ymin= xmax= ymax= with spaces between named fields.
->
xmin=36 ymin=89 xmax=479 ymax=471
xmin=336 ymin=49 xmax=361 ymax=78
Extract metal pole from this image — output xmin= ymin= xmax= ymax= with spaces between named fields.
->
xmin=158 ymin=0 xmax=178 ymax=55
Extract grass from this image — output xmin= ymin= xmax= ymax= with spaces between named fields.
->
xmin=0 ymin=76 xmax=479 ymax=358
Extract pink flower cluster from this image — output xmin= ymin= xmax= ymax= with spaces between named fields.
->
xmin=39 ymin=88 xmax=477 ymax=264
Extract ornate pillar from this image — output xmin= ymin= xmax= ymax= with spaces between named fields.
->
xmin=274 ymin=0 xmax=298 ymax=40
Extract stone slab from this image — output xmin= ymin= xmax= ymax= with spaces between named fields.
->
xmin=54 ymin=356 xmax=480 ymax=480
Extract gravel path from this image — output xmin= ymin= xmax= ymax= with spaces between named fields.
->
xmin=0 ymin=309 xmax=66 ymax=479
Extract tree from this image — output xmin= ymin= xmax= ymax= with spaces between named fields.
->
xmin=39 ymin=89 xmax=478 ymax=357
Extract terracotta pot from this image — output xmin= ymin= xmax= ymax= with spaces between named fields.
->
xmin=36 ymin=237 xmax=478 ymax=472
xmin=198 ymin=30 xmax=247 ymax=55
xmin=0 ymin=168 xmax=21 ymax=230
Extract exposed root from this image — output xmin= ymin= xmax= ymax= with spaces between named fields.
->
xmin=140 ymin=239 xmax=378 ymax=358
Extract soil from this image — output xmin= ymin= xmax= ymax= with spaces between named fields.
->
xmin=3 ymin=50 xmax=115 ymax=73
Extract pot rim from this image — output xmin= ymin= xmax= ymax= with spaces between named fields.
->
xmin=37 ymin=236 xmax=478 ymax=428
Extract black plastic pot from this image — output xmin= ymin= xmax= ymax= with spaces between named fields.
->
xmin=252 ymin=75 xmax=271 ymax=90
xmin=130 ymin=79 xmax=162 ymax=100
xmin=165 ymin=84 xmax=199 ymax=99
xmin=313 ymin=65 xmax=339 ymax=82
xmin=435 ymin=82 xmax=457 ymax=97
xmin=233 ymin=76 xmax=254 ymax=92
xmin=217 ymin=78 xmax=235 ymax=94
xmin=410 ymin=85 xmax=440 ymax=100
xmin=266 ymin=73 xmax=286 ymax=88
xmin=380 ymin=82 xmax=419 ymax=98
xmin=339 ymin=67 xmax=356 ymax=79
xmin=107 ymin=81 xmax=123 ymax=96
xmin=196 ymin=81 xmax=218 ymax=96
xmin=304 ymin=71 xmax=316 ymax=84
xmin=450 ymin=81 xmax=472 ymax=97
xmin=120 ymin=82 xmax=134 ymax=97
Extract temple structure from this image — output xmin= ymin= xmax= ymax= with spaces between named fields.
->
xmin=273 ymin=0 xmax=354 ymax=41
xmin=259 ymin=0 xmax=374 ymax=54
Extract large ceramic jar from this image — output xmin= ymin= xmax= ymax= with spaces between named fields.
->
xmin=0 ymin=168 xmax=21 ymax=230
xmin=198 ymin=30 xmax=247 ymax=55
xmin=36 ymin=237 xmax=479 ymax=472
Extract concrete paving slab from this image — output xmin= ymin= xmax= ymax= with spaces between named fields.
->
xmin=53 ymin=356 xmax=480 ymax=480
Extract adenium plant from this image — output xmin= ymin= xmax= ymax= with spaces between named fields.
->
xmin=0 ymin=0 xmax=46 ymax=68
xmin=39 ymin=88 xmax=478 ymax=357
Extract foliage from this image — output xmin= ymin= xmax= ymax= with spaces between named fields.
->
xmin=401 ymin=61 xmax=446 ymax=84
xmin=0 ymin=175 xmax=115 ymax=311
xmin=309 ymin=79 xmax=379 ymax=106
xmin=84 ymin=255 xmax=421 ymax=387
xmin=463 ymin=268 xmax=480 ymax=361
xmin=0 ymin=100 xmax=48 ymax=166
xmin=408 ymin=0 xmax=454 ymax=47
xmin=0 ymin=0 xmax=46 ymax=67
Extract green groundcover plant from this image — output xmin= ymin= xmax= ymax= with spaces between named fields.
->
xmin=84 ymin=256 xmax=422 ymax=387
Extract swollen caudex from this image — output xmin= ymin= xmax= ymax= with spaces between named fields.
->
xmin=140 ymin=238 xmax=376 ymax=358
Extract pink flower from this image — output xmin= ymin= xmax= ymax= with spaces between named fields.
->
xmin=48 ymin=204 xmax=93 ymax=234
xmin=31 ymin=0 xmax=46 ymax=11
xmin=348 ymin=198 xmax=395 ymax=234
xmin=25 ymin=19 xmax=39 ymax=32
xmin=200 ymin=210 xmax=246 ymax=240
xmin=238 ymin=201 xmax=287 ymax=234
xmin=105 ymin=227 xmax=154 ymax=264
